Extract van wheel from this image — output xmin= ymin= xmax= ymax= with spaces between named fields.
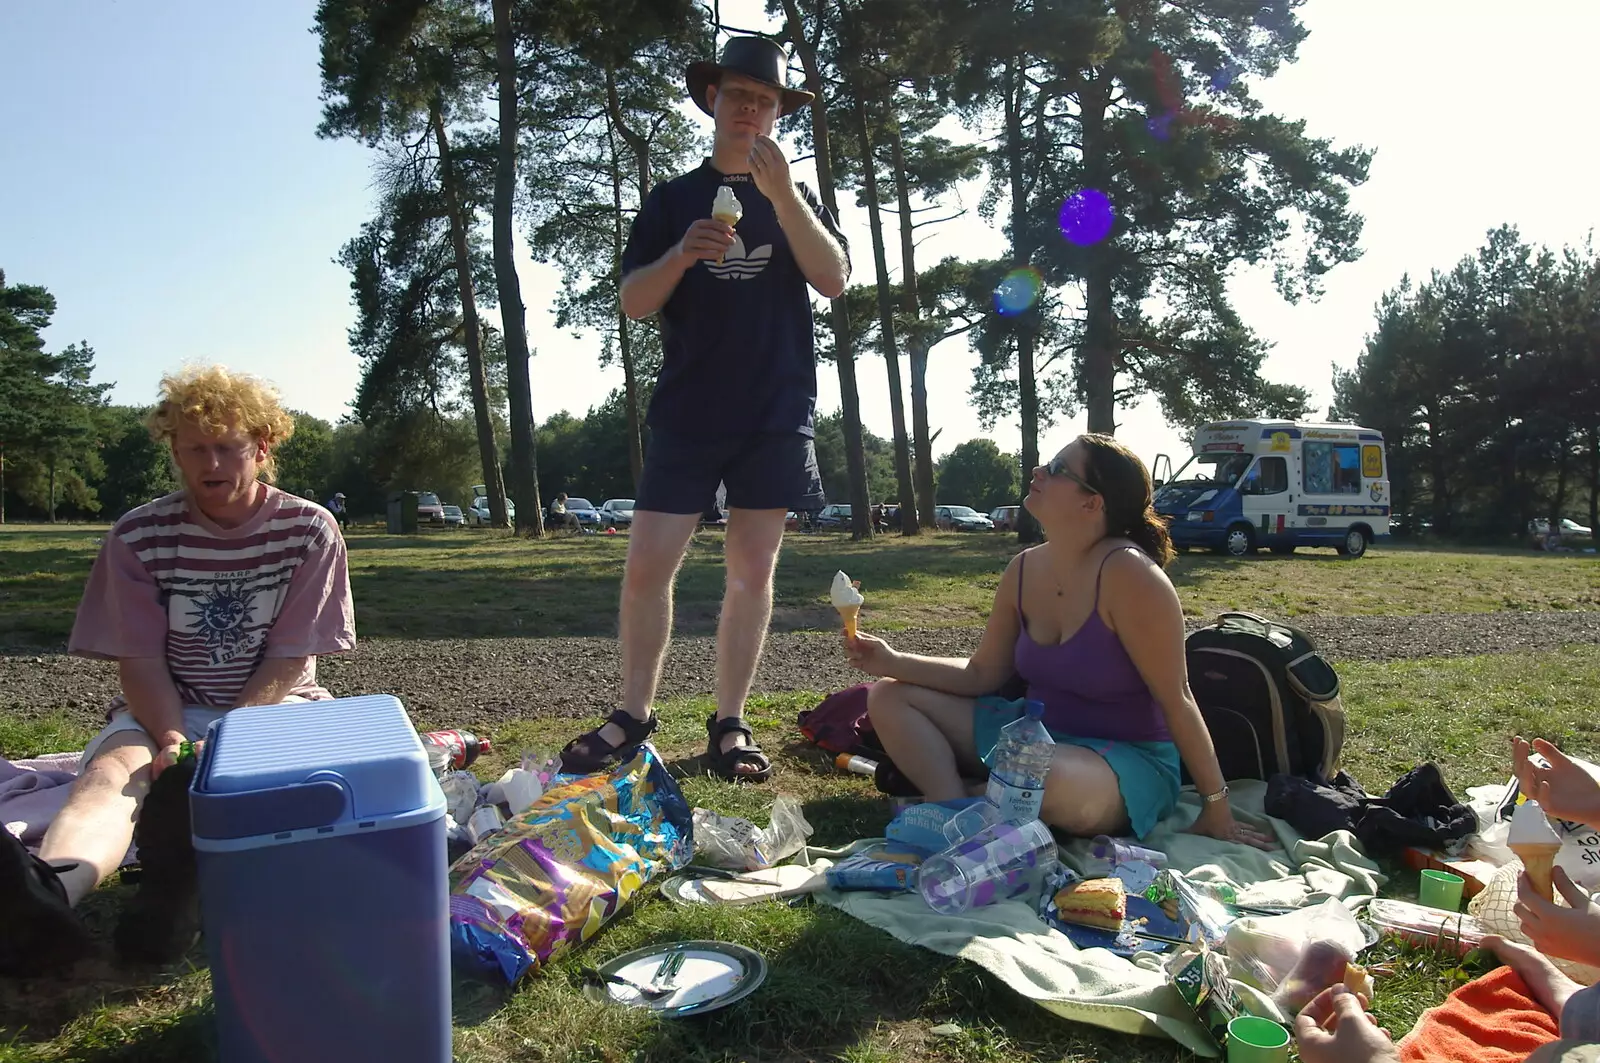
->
xmin=1221 ymin=525 xmax=1256 ymax=557
xmin=1338 ymin=527 xmax=1369 ymax=559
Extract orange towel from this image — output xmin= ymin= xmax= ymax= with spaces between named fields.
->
xmin=1399 ymin=967 xmax=1561 ymax=1063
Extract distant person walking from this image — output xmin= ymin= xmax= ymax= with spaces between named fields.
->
xmin=557 ymin=36 xmax=849 ymax=783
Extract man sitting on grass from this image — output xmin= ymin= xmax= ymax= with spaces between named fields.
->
xmin=0 ymin=364 xmax=355 ymax=975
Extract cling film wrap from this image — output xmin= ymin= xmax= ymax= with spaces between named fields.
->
xmin=447 ymin=744 xmax=692 ymax=983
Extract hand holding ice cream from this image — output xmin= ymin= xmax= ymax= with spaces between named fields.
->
xmin=1510 ymin=798 xmax=1564 ymax=900
xmin=831 ymin=570 xmax=864 ymax=638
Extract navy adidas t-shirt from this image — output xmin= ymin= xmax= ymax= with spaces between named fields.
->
xmin=621 ymin=160 xmax=848 ymax=440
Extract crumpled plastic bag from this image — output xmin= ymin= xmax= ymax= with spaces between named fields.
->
xmin=691 ymin=795 xmax=812 ymax=871
xmin=447 ymin=744 xmax=692 ymax=983
xmin=1224 ymin=896 xmax=1368 ymax=990
xmin=1469 ymin=860 xmax=1600 ymax=985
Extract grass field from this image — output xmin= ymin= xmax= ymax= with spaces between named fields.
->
xmin=3 ymin=525 xmax=1600 ymax=1061
xmin=3 ymin=524 xmax=1599 ymax=646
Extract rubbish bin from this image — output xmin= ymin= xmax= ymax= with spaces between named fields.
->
xmin=191 ymin=695 xmax=450 ymax=1062
xmin=387 ymin=491 xmax=419 ymax=534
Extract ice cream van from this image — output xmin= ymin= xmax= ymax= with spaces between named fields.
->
xmin=1152 ymin=419 xmax=1390 ymax=558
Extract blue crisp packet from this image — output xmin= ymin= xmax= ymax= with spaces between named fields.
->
xmin=885 ymin=798 xmax=989 ymax=857
xmin=824 ymin=848 xmax=921 ymax=892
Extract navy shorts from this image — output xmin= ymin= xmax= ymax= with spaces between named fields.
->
xmin=635 ymin=430 xmax=826 ymax=515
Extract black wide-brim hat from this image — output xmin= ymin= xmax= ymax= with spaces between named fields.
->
xmin=686 ymin=36 xmax=814 ymax=118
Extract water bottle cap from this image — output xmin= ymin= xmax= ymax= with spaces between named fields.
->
xmin=1024 ymin=699 xmax=1046 ymax=720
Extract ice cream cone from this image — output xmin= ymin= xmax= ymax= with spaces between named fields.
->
xmin=1513 ymin=842 xmax=1562 ymax=900
xmin=712 ymin=211 xmax=740 ymax=264
xmin=836 ymin=603 xmax=860 ymax=639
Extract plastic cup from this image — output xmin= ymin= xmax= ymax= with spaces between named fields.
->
xmin=918 ymin=819 xmax=1058 ymax=915
xmin=1227 ymin=1015 xmax=1289 ymax=1063
xmin=1419 ymin=870 xmax=1465 ymax=912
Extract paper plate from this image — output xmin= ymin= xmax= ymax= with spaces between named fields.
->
xmin=1050 ymin=895 xmax=1187 ymax=956
xmin=584 ymin=940 xmax=767 ymax=1017
xmin=659 ymin=873 xmax=716 ymax=906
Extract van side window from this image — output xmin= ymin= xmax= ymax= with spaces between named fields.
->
xmin=1304 ymin=442 xmax=1361 ymax=494
xmin=1240 ymin=456 xmax=1288 ymax=495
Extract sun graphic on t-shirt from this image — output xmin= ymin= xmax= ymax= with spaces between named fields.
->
xmin=190 ymin=582 xmax=251 ymax=653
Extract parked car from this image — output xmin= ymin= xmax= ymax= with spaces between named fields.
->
xmin=785 ymin=511 xmax=800 ymax=531
xmin=467 ymin=496 xmax=516 ymax=526
xmin=441 ymin=504 xmax=465 ymax=528
xmin=989 ymin=505 xmax=1021 ymax=531
xmin=935 ymin=505 xmax=994 ymax=531
xmin=416 ymin=491 xmax=445 ymax=524
xmin=600 ymin=498 xmax=636 ymax=529
xmin=1529 ymin=517 xmax=1593 ymax=548
xmin=815 ymin=503 xmax=852 ymax=528
xmin=564 ymin=497 xmax=602 ymax=527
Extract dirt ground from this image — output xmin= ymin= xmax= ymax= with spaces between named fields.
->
xmin=4 ymin=609 xmax=1599 ymax=735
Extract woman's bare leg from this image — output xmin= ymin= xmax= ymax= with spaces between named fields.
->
xmin=866 ymin=681 xmax=983 ymax=802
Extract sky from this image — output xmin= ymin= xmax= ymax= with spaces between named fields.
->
xmin=4 ymin=0 xmax=1600 ymax=483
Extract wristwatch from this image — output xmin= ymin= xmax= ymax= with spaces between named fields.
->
xmin=1202 ymin=784 xmax=1230 ymax=804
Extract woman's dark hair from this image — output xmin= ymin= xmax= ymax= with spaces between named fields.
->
xmin=1077 ymin=433 xmax=1175 ymax=567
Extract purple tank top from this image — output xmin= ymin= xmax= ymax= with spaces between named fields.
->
xmin=1013 ymin=548 xmax=1173 ymax=743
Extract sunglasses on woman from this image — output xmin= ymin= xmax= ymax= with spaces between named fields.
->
xmin=1046 ymin=454 xmax=1098 ymax=494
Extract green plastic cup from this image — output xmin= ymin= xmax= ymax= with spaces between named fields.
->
xmin=1419 ymin=870 xmax=1465 ymax=912
xmin=1227 ymin=1015 xmax=1289 ymax=1063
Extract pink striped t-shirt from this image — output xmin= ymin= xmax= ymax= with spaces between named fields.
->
xmin=69 ymin=485 xmax=356 ymax=713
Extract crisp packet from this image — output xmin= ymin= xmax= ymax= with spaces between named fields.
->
xmin=1166 ymin=944 xmax=1245 ymax=1052
xmin=825 ymin=847 xmax=920 ymax=891
xmin=447 ymin=744 xmax=692 ymax=983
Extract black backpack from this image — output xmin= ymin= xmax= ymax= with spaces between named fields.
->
xmin=1183 ymin=612 xmax=1345 ymax=784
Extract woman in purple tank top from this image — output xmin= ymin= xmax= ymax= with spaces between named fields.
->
xmin=846 ymin=434 xmax=1271 ymax=845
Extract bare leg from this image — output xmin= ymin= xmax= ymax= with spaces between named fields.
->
xmin=586 ymin=510 xmax=699 ymax=752
xmin=713 ymin=508 xmax=788 ymax=771
xmin=39 ymin=730 xmax=158 ymax=905
xmin=1486 ymin=934 xmax=1583 ymax=1019
xmin=866 ymin=681 xmax=984 ymax=802
xmin=1038 ymin=745 xmax=1131 ymax=837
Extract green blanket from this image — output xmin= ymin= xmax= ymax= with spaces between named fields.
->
xmin=806 ymin=781 xmax=1386 ymax=1056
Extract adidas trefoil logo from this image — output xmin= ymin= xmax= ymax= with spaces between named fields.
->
xmin=706 ymin=233 xmax=773 ymax=280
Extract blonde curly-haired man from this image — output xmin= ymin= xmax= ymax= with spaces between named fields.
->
xmin=0 ymin=365 xmax=355 ymax=973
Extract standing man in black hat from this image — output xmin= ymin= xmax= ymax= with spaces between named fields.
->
xmin=560 ymin=36 xmax=849 ymax=783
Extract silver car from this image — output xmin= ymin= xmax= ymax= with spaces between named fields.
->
xmin=600 ymin=498 xmax=636 ymax=528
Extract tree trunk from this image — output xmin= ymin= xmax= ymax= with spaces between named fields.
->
xmin=888 ymin=119 xmax=936 ymax=531
xmin=491 ymin=0 xmax=543 ymax=534
xmin=48 ymin=454 xmax=57 ymax=524
xmin=1003 ymin=58 xmax=1042 ymax=544
xmin=605 ymin=65 xmax=647 ymax=488
xmin=850 ymin=84 xmax=917 ymax=535
xmin=1589 ymin=423 xmax=1599 ymax=536
xmin=783 ymin=0 xmax=871 ymax=539
xmin=1079 ymin=74 xmax=1117 ymax=436
xmin=431 ymin=102 xmax=508 ymax=526
xmin=1427 ymin=407 xmax=1450 ymax=534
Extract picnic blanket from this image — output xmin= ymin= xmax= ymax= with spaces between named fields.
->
xmin=806 ymin=780 xmax=1386 ymax=1057
xmin=1 ymin=751 xmax=137 ymax=866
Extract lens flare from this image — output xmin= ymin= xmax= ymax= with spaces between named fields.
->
xmin=1059 ymin=189 xmax=1114 ymax=246
xmin=992 ymin=268 xmax=1043 ymax=317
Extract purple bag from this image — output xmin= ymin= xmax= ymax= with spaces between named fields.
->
xmin=797 ymin=684 xmax=875 ymax=755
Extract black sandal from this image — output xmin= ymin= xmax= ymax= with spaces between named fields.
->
xmin=703 ymin=714 xmax=773 ymax=783
xmin=559 ymin=709 xmax=658 ymax=775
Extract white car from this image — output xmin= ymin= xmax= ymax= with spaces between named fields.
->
xmin=467 ymin=496 xmax=516 ymax=526
xmin=935 ymin=505 xmax=994 ymax=531
xmin=1530 ymin=517 xmax=1593 ymax=540
xmin=599 ymin=498 xmax=636 ymax=528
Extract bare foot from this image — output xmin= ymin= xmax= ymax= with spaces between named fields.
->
xmin=1486 ymin=934 xmax=1582 ymax=1018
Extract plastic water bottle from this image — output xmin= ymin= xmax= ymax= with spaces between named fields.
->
xmin=984 ymin=700 xmax=1055 ymax=823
